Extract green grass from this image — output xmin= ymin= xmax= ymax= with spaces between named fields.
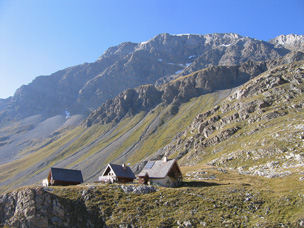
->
xmin=127 ymin=92 xmax=221 ymax=164
xmin=39 ymin=166 xmax=304 ymax=227
xmin=104 ymin=109 xmax=161 ymax=164
xmin=68 ymin=112 xmax=147 ymax=166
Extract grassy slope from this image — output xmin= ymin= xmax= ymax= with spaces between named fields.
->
xmin=42 ymin=166 xmax=304 ymax=227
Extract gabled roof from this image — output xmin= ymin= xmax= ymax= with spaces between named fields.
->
xmin=138 ymin=159 xmax=180 ymax=179
xmin=50 ymin=167 xmax=83 ymax=183
xmin=102 ymin=163 xmax=136 ymax=179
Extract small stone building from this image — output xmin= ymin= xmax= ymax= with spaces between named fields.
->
xmin=98 ymin=163 xmax=136 ymax=183
xmin=138 ymin=157 xmax=182 ymax=187
xmin=43 ymin=167 xmax=83 ymax=186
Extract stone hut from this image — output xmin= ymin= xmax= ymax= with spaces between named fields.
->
xmin=138 ymin=157 xmax=182 ymax=187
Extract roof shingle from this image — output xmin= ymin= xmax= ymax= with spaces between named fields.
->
xmin=51 ymin=167 xmax=83 ymax=183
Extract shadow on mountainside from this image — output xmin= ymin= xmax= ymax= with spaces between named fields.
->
xmin=180 ymin=181 xmax=223 ymax=188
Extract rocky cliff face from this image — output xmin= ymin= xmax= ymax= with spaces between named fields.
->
xmin=270 ymin=34 xmax=304 ymax=52
xmin=85 ymin=85 xmax=163 ymax=126
xmin=0 ymin=33 xmax=291 ymax=124
xmin=266 ymin=51 xmax=304 ymax=69
xmin=0 ymin=187 xmax=105 ymax=228
xmin=180 ymin=35 xmax=287 ymax=76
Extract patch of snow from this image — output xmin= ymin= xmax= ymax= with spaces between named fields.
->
xmin=140 ymin=40 xmax=149 ymax=46
xmin=219 ymin=43 xmax=232 ymax=47
xmin=173 ymin=33 xmax=191 ymax=36
xmin=175 ymin=69 xmax=183 ymax=74
xmin=188 ymin=55 xmax=196 ymax=59
xmin=65 ymin=110 xmax=70 ymax=119
xmin=157 ymin=58 xmax=163 ymax=62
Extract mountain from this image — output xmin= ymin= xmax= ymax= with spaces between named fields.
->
xmin=270 ymin=34 xmax=304 ymax=52
xmin=0 ymin=32 xmax=295 ymax=166
xmin=0 ymin=33 xmax=289 ymax=124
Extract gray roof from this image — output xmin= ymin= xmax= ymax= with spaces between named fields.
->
xmin=103 ymin=163 xmax=136 ymax=179
xmin=51 ymin=167 xmax=83 ymax=183
xmin=138 ymin=159 xmax=178 ymax=178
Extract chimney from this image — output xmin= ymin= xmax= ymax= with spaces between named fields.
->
xmin=163 ymin=156 xmax=167 ymax=162
xmin=122 ymin=163 xmax=126 ymax=169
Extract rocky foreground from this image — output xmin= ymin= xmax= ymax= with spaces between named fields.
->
xmin=1 ymin=167 xmax=304 ymax=227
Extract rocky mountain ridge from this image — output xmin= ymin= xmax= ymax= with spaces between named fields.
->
xmin=0 ymin=33 xmax=291 ymax=125
xmin=84 ymin=60 xmax=268 ymax=126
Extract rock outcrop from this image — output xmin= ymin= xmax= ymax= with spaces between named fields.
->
xmin=266 ymin=51 xmax=304 ymax=68
xmin=84 ymin=85 xmax=163 ymax=126
xmin=0 ymin=187 xmax=105 ymax=228
xmin=120 ymin=185 xmax=157 ymax=194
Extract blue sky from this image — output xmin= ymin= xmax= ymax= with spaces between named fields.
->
xmin=0 ymin=0 xmax=303 ymax=99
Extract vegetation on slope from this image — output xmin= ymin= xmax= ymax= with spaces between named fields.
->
xmin=5 ymin=166 xmax=302 ymax=227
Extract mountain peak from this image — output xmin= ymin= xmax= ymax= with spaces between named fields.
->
xmin=270 ymin=34 xmax=304 ymax=52
xmin=98 ymin=41 xmax=137 ymax=60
